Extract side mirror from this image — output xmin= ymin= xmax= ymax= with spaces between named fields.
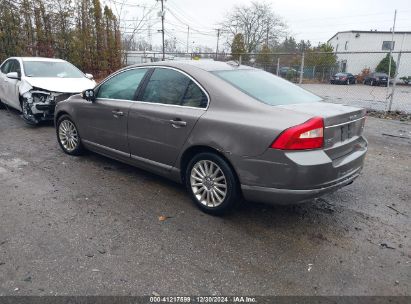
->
xmin=85 ymin=73 xmax=94 ymax=80
xmin=6 ymin=72 xmax=20 ymax=80
xmin=82 ymin=89 xmax=96 ymax=102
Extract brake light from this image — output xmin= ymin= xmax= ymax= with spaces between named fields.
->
xmin=271 ymin=117 xmax=324 ymax=150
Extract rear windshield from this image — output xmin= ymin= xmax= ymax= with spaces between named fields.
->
xmin=23 ymin=61 xmax=84 ymax=78
xmin=212 ymin=69 xmax=321 ymax=106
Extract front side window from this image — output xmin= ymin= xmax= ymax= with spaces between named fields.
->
xmin=97 ymin=68 xmax=148 ymax=100
xmin=0 ymin=60 xmax=12 ymax=74
xmin=9 ymin=60 xmax=21 ymax=75
xmin=213 ymin=69 xmax=321 ymax=106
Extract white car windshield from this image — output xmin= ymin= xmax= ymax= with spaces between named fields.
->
xmin=23 ymin=61 xmax=85 ymax=78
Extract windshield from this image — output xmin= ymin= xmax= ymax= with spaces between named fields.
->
xmin=213 ymin=69 xmax=322 ymax=106
xmin=23 ymin=61 xmax=85 ymax=78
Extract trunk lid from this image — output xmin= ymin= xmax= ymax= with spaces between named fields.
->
xmin=278 ymin=102 xmax=366 ymax=159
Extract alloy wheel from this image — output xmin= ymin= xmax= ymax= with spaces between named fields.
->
xmin=190 ymin=160 xmax=227 ymax=208
xmin=58 ymin=120 xmax=79 ymax=152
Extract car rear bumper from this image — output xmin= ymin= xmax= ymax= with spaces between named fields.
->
xmin=232 ymin=136 xmax=367 ymax=205
xmin=241 ymin=167 xmax=361 ymax=205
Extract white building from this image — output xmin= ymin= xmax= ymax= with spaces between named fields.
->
xmin=327 ymin=30 xmax=411 ymax=78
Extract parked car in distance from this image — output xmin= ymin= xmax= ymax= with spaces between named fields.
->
xmin=279 ymin=66 xmax=297 ymax=78
xmin=330 ymin=73 xmax=356 ymax=85
xmin=363 ymin=72 xmax=388 ymax=86
xmin=0 ymin=57 xmax=96 ymax=124
xmin=55 ymin=61 xmax=367 ymax=215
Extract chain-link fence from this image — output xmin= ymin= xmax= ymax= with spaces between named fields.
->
xmin=124 ymin=51 xmax=411 ymax=114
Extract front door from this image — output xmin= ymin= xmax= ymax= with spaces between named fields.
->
xmin=4 ymin=59 xmax=21 ymax=109
xmin=128 ymin=67 xmax=208 ymax=170
xmin=0 ymin=59 xmax=20 ymax=107
xmin=77 ymin=68 xmax=149 ymax=159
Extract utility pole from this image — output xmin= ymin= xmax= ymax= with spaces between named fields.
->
xmin=186 ymin=25 xmax=190 ymax=54
xmin=388 ymin=29 xmax=405 ymax=112
xmin=266 ymin=18 xmax=270 ymax=46
xmin=215 ymin=29 xmax=220 ymax=60
xmin=157 ymin=0 xmax=166 ymax=61
xmin=387 ymin=9 xmax=397 ymax=92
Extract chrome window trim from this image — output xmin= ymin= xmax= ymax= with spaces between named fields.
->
xmin=95 ymin=65 xmax=210 ymax=110
xmin=325 ymin=116 xmax=365 ymax=128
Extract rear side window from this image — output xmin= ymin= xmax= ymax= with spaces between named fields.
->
xmin=182 ymin=80 xmax=207 ymax=108
xmin=213 ymin=69 xmax=321 ymax=106
xmin=141 ymin=68 xmax=207 ymax=108
xmin=142 ymin=68 xmax=189 ymax=105
xmin=97 ymin=68 xmax=148 ymax=100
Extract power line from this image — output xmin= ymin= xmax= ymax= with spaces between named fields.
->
xmin=166 ymin=1 xmax=213 ymax=30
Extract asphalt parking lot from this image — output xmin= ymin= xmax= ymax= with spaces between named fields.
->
xmin=301 ymin=83 xmax=411 ymax=113
xmin=0 ymin=106 xmax=410 ymax=296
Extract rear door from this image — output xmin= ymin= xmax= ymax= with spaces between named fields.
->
xmin=77 ymin=68 xmax=149 ymax=159
xmin=128 ymin=67 xmax=208 ymax=170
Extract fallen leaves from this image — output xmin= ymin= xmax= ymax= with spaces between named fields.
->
xmin=158 ymin=215 xmax=168 ymax=221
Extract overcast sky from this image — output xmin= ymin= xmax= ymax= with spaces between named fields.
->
xmin=111 ymin=0 xmax=411 ymax=51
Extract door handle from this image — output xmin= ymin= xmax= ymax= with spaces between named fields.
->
xmin=169 ymin=119 xmax=187 ymax=128
xmin=112 ymin=110 xmax=124 ymax=117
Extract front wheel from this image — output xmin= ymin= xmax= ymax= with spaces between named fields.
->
xmin=21 ymin=98 xmax=39 ymax=125
xmin=185 ymin=152 xmax=240 ymax=215
xmin=56 ymin=115 xmax=84 ymax=155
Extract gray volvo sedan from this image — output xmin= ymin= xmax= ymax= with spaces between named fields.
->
xmin=55 ymin=61 xmax=367 ymax=214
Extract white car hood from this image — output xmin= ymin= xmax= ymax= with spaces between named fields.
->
xmin=23 ymin=77 xmax=96 ymax=93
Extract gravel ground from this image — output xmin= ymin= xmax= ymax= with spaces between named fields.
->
xmin=301 ymin=83 xmax=411 ymax=113
xmin=0 ymin=107 xmax=410 ymax=296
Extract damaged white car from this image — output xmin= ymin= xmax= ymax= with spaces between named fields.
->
xmin=0 ymin=57 xmax=96 ymax=124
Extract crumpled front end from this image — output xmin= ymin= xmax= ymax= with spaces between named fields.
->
xmin=19 ymin=80 xmax=74 ymax=124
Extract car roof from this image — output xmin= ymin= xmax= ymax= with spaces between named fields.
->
xmin=18 ymin=57 xmax=66 ymax=63
xmin=129 ymin=60 xmax=256 ymax=72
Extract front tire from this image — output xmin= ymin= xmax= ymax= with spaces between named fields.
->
xmin=185 ymin=152 xmax=240 ymax=215
xmin=20 ymin=98 xmax=39 ymax=125
xmin=56 ymin=115 xmax=84 ymax=155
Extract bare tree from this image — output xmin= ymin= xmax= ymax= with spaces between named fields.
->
xmin=221 ymin=1 xmax=287 ymax=53
xmin=108 ymin=0 xmax=158 ymax=52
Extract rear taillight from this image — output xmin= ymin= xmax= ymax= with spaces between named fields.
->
xmin=270 ymin=117 xmax=324 ymax=150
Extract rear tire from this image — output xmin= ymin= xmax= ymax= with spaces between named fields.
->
xmin=56 ymin=114 xmax=84 ymax=156
xmin=185 ymin=152 xmax=240 ymax=215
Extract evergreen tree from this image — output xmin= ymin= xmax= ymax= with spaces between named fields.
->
xmin=256 ymin=44 xmax=272 ymax=69
xmin=231 ymin=33 xmax=247 ymax=61
xmin=376 ymin=53 xmax=396 ymax=77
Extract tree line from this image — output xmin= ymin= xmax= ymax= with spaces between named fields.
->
xmin=0 ymin=0 xmax=122 ymax=77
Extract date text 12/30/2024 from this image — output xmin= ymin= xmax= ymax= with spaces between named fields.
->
xmin=149 ymin=296 xmax=257 ymax=303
